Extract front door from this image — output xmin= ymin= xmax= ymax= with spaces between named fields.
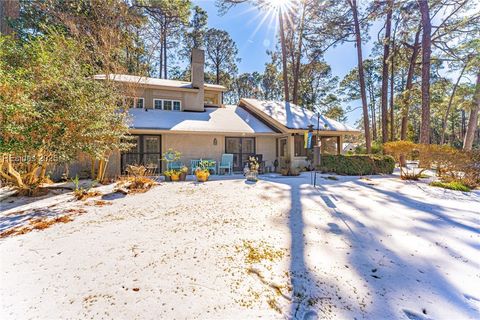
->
xmin=225 ymin=137 xmax=255 ymax=171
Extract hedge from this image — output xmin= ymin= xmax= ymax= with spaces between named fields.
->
xmin=317 ymin=154 xmax=395 ymax=175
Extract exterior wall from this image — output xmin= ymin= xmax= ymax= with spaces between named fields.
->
xmin=162 ymin=134 xmax=225 ymax=172
xmin=162 ymin=133 xmax=277 ymax=173
xmin=122 ymin=86 xmax=222 ymax=111
xmin=255 ymin=136 xmax=277 ymax=171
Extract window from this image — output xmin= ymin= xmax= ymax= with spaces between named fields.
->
xmin=136 ymin=98 xmax=144 ymax=109
xmin=153 ymin=99 xmax=181 ymax=111
xmin=163 ymin=100 xmax=172 ymax=111
xmin=125 ymin=97 xmax=144 ymax=109
xmin=279 ymin=139 xmax=287 ymax=157
xmin=154 ymin=99 xmax=162 ymax=110
xmin=294 ymin=134 xmax=307 ymax=157
xmin=173 ymin=101 xmax=181 ymax=111
xmin=205 ymin=92 xmax=219 ymax=106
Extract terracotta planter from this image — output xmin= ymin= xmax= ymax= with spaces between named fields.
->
xmin=171 ymin=174 xmax=180 ymax=181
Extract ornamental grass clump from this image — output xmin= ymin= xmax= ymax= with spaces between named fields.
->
xmin=430 ymin=181 xmax=471 ymax=192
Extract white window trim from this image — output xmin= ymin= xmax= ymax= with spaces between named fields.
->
xmin=152 ymin=99 xmax=182 ymax=111
xmin=136 ymin=97 xmax=144 ymax=109
xmin=172 ymin=100 xmax=182 ymax=111
xmin=153 ymin=99 xmax=163 ymax=110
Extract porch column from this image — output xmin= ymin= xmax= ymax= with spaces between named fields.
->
xmin=337 ymin=136 xmax=343 ymax=155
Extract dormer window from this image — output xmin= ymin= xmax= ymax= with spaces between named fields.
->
xmin=153 ymin=99 xmax=181 ymax=111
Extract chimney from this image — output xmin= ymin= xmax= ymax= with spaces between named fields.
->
xmin=185 ymin=48 xmax=205 ymax=112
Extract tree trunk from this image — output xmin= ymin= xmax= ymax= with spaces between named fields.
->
xmin=0 ymin=0 xmax=19 ymax=36
xmin=279 ymin=7 xmax=290 ymax=102
xmin=216 ymin=64 xmax=220 ymax=84
xmin=292 ymin=0 xmax=306 ymax=105
xmin=381 ymin=0 xmax=393 ymax=143
xmin=400 ymin=27 xmax=421 ymax=140
xmin=163 ymin=33 xmax=167 ymax=79
xmin=389 ymin=53 xmax=395 ymax=141
xmin=390 ymin=17 xmax=397 ymax=141
xmin=463 ymin=72 xmax=480 ymax=150
xmin=440 ymin=63 xmax=467 ymax=144
xmin=350 ymin=0 xmax=371 ymax=153
xmin=418 ymin=0 xmax=431 ymax=144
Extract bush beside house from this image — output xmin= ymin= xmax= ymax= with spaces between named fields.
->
xmin=317 ymin=154 xmax=395 ymax=175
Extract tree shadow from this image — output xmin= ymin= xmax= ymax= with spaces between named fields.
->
xmin=263 ymin=173 xmax=479 ymax=318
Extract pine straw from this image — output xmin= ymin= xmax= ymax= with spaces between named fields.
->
xmin=0 ymin=209 xmax=85 ymax=239
xmin=74 ymin=190 xmax=102 ymax=201
xmin=116 ymin=176 xmax=157 ymax=194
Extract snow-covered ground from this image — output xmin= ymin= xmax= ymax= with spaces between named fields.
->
xmin=0 ymin=171 xmax=479 ymax=319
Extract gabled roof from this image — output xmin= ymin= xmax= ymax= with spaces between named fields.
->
xmin=128 ymin=105 xmax=276 ymax=134
xmin=94 ymin=74 xmax=227 ymax=91
xmin=240 ymin=98 xmax=359 ymax=133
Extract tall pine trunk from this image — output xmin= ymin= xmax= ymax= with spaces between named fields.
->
xmin=381 ymin=0 xmax=393 ymax=143
xmin=463 ymin=73 xmax=480 ymax=150
xmin=400 ymin=27 xmax=421 ymax=140
xmin=349 ymin=0 xmax=371 ymax=153
xmin=279 ymin=7 xmax=290 ymax=102
xmin=418 ymin=0 xmax=431 ymax=144
xmin=390 ymin=47 xmax=395 ymax=140
xmin=292 ymin=0 xmax=306 ymax=105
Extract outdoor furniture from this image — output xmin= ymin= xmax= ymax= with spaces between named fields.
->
xmin=167 ymin=161 xmax=184 ymax=171
xmin=218 ymin=154 xmax=233 ymax=175
xmin=190 ymin=159 xmax=201 ymax=174
xmin=190 ymin=159 xmax=217 ymax=175
xmin=203 ymin=159 xmax=217 ymax=175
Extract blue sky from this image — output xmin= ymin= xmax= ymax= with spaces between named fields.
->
xmin=192 ymin=0 xmax=376 ymax=126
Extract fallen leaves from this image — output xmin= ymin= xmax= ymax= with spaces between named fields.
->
xmin=0 ymin=209 xmax=85 ymax=238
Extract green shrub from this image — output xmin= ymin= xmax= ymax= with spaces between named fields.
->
xmin=430 ymin=181 xmax=471 ymax=192
xmin=317 ymin=154 xmax=395 ymax=175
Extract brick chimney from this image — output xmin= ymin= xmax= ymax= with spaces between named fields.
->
xmin=185 ymin=48 xmax=205 ymax=112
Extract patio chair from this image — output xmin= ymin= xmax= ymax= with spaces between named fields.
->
xmin=218 ymin=154 xmax=233 ymax=175
xmin=203 ymin=159 xmax=217 ymax=175
xmin=167 ymin=161 xmax=184 ymax=171
xmin=190 ymin=159 xmax=201 ymax=174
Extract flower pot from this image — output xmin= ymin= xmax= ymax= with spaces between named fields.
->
xmin=164 ymin=175 xmax=172 ymax=182
xmin=171 ymin=174 xmax=180 ymax=181
xmin=196 ymin=171 xmax=209 ymax=182
xmin=179 ymin=172 xmax=187 ymax=181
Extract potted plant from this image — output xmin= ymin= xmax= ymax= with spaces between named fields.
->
xmin=179 ymin=166 xmax=188 ymax=181
xmin=170 ymin=170 xmax=180 ymax=181
xmin=163 ymin=170 xmax=173 ymax=182
xmin=195 ymin=160 xmax=214 ymax=182
xmin=246 ymin=156 xmax=259 ymax=182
